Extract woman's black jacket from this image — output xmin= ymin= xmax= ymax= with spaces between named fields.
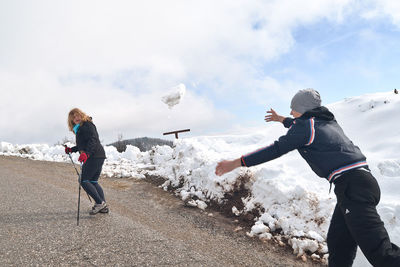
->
xmin=71 ymin=121 xmax=106 ymax=159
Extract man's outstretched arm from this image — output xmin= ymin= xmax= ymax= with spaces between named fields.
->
xmin=215 ymin=158 xmax=242 ymax=176
xmin=265 ymin=108 xmax=285 ymax=123
xmin=265 ymin=108 xmax=295 ymax=128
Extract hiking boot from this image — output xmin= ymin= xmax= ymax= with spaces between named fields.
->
xmin=99 ymin=205 xmax=109 ymax=213
xmin=89 ymin=202 xmax=107 ymax=215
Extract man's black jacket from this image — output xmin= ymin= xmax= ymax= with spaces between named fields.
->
xmin=241 ymin=106 xmax=367 ymax=183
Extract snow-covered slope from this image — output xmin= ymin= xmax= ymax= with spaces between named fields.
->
xmin=1 ymin=91 xmax=399 ymax=266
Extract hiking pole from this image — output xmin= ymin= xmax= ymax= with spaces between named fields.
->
xmin=77 ymin=168 xmax=81 ymax=226
xmin=66 ymin=152 xmax=84 ymax=226
xmin=64 ymin=148 xmax=92 ymax=203
xmin=63 ymin=146 xmax=91 ymax=226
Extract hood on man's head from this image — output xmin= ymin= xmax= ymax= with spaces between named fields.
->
xmin=290 ymin=88 xmax=322 ymax=114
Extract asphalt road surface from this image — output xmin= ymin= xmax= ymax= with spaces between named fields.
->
xmin=0 ymin=156 xmax=323 ymax=266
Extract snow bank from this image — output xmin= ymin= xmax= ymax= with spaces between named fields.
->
xmin=146 ymin=137 xmax=335 ymax=263
xmin=0 ymin=142 xmax=67 ymax=162
xmin=1 ymin=91 xmax=400 ymax=266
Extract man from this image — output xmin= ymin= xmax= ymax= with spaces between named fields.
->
xmin=215 ymin=89 xmax=400 ymax=267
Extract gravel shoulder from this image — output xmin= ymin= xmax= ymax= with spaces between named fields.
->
xmin=0 ymin=156 xmax=323 ymax=266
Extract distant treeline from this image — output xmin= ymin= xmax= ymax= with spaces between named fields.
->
xmin=108 ymin=137 xmax=173 ymax=152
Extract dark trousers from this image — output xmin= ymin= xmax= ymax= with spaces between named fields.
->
xmin=327 ymin=169 xmax=400 ymax=267
xmin=80 ymin=158 xmax=105 ymax=204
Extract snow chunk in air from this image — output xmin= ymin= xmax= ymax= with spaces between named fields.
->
xmin=161 ymin=83 xmax=186 ymax=109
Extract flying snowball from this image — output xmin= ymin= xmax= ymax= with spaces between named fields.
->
xmin=161 ymin=84 xmax=186 ymax=109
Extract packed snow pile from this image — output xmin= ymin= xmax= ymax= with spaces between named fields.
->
xmin=161 ymin=83 xmax=186 ymax=109
xmin=1 ymin=91 xmax=400 ymax=266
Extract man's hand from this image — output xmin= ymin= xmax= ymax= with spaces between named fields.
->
xmin=265 ymin=108 xmax=285 ymax=123
xmin=215 ymin=159 xmax=242 ymax=176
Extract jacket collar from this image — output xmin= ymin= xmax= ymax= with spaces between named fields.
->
xmin=300 ymin=106 xmax=335 ymax=121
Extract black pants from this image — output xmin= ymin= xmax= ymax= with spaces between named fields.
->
xmin=80 ymin=158 xmax=105 ymax=204
xmin=328 ymin=169 xmax=400 ymax=267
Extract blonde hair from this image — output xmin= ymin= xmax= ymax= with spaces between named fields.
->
xmin=67 ymin=108 xmax=92 ymax=132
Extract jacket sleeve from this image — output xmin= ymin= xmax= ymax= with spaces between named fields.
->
xmin=241 ymin=119 xmax=310 ymax=167
xmin=283 ymin=117 xmax=294 ymax=128
xmin=82 ymin=123 xmax=99 ymax=157
xmin=71 ymin=146 xmax=79 ymax=153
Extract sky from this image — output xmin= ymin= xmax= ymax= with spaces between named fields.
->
xmin=1 ymin=0 xmax=400 ymax=145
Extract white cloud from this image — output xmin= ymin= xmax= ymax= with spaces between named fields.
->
xmin=0 ymin=0 xmax=354 ymax=76
xmin=0 ymin=71 xmax=232 ymax=144
xmin=360 ymin=0 xmax=400 ymax=26
xmin=0 ymin=0 xmax=397 ymax=144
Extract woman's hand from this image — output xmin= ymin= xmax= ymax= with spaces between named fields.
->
xmin=265 ymin=108 xmax=285 ymax=123
xmin=78 ymin=152 xmax=89 ymax=164
xmin=215 ymin=159 xmax=242 ymax=176
xmin=64 ymin=146 xmax=72 ymax=154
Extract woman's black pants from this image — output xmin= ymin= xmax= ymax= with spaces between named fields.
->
xmin=80 ymin=158 xmax=105 ymax=205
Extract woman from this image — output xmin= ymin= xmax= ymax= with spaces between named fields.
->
xmin=65 ymin=108 xmax=108 ymax=215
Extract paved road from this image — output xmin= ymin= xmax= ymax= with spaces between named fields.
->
xmin=0 ymin=156 xmax=322 ymax=266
